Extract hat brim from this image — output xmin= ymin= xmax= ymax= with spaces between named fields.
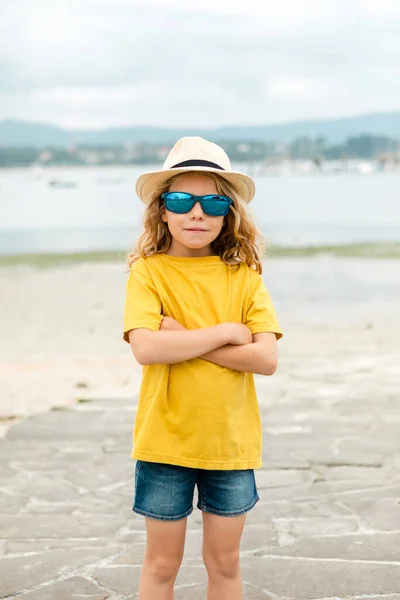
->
xmin=136 ymin=166 xmax=255 ymax=204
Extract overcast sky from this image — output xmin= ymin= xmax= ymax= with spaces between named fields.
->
xmin=1 ymin=0 xmax=399 ymax=129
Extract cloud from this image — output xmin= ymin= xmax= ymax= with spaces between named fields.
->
xmin=0 ymin=0 xmax=399 ymax=128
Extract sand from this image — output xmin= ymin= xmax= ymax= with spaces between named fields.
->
xmin=1 ymin=255 xmax=399 ymax=437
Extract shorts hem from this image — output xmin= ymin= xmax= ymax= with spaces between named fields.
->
xmin=197 ymin=493 xmax=259 ymax=517
xmin=132 ymin=505 xmax=193 ymax=522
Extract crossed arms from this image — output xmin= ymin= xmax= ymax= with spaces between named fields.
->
xmin=127 ymin=317 xmax=278 ymax=376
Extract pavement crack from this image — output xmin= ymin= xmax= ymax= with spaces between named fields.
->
xmin=257 ymin=554 xmax=400 ymax=566
xmin=242 ymin=580 xmax=282 ymax=598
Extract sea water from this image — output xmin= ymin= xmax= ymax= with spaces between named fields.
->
xmin=0 ymin=166 xmax=399 ymax=255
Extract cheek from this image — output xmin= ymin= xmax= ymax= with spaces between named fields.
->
xmin=164 ymin=212 xmax=184 ymax=232
xmin=211 ymin=217 xmax=225 ymax=235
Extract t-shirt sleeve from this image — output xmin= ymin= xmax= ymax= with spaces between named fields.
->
xmin=123 ymin=260 xmax=162 ymax=343
xmin=245 ymin=270 xmax=283 ymax=339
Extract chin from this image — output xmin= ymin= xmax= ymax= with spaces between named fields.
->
xmin=184 ymin=241 xmax=210 ymax=249
xmin=178 ymin=234 xmax=216 ymax=249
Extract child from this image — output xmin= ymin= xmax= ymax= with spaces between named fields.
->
xmin=123 ymin=136 xmax=283 ymax=600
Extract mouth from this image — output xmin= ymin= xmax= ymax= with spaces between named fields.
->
xmin=184 ymin=228 xmax=208 ymax=232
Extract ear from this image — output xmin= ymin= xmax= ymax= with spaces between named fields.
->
xmin=161 ymin=209 xmax=168 ymax=223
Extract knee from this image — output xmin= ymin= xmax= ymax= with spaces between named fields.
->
xmin=203 ymin=550 xmax=240 ymax=579
xmin=146 ymin=555 xmax=182 ymax=585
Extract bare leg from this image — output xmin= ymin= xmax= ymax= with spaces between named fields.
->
xmin=138 ymin=516 xmax=187 ymax=600
xmin=202 ymin=512 xmax=246 ymax=600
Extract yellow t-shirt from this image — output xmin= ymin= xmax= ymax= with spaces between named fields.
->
xmin=123 ymin=253 xmax=283 ymax=470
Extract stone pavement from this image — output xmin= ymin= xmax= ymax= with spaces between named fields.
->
xmin=2 ymin=382 xmax=400 ymax=600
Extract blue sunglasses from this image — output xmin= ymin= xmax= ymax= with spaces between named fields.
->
xmin=161 ymin=192 xmax=233 ymax=217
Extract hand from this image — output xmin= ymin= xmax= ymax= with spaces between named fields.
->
xmin=160 ymin=316 xmax=186 ymax=332
xmin=223 ymin=323 xmax=253 ymax=346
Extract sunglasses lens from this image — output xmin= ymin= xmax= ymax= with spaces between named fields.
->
xmin=164 ymin=192 xmax=194 ymax=213
xmin=165 ymin=192 xmax=192 ymax=201
xmin=165 ymin=200 xmax=193 ymax=213
xmin=201 ymin=196 xmax=232 ymax=216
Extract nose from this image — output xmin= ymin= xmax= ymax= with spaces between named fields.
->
xmin=189 ymin=201 xmax=205 ymax=219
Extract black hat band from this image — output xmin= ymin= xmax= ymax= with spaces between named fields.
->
xmin=170 ymin=159 xmax=225 ymax=170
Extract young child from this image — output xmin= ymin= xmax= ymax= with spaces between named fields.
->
xmin=123 ymin=136 xmax=283 ymax=600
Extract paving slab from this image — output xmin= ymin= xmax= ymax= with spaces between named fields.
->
xmin=260 ymin=531 xmax=400 ymax=561
xmin=0 ymin=547 xmax=119 ymax=597
xmin=15 ymin=576 xmax=109 ymax=600
xmin=2 ymin=388 xmax=400 ymax=599
xmin=241 ymin=555 xmax=400 ymax=598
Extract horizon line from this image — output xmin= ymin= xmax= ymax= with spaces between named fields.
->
xmin=1 ymin=109 xmax=399 ymax=133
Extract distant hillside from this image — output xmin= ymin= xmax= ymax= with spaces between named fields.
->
xmin=1 ymin=112 xmax=400 ymax=147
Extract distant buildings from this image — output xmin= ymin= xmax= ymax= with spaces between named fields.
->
xmin=0 ymin=135 xmax=399 ymax=168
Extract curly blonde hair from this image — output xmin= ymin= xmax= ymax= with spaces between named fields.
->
xmin=126 ymin=171 xmax=264 ymax=273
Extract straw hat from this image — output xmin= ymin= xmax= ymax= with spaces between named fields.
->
xmin=136 ymin=136 xmax=256 ymax=204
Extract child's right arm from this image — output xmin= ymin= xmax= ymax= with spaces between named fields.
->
xmin=128 ymin=323 xmax=252 ymax=365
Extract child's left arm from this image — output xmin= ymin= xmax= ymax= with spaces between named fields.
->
xmin=201 ymin=332 xmax=278 ymax=375
xmin=161 ymin=317 xmax=278 ymax=376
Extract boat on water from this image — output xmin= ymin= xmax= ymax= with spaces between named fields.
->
xmin=48 ymin=179 xmax=78 ymax=189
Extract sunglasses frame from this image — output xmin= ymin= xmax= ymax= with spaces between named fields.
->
xmin=161 ymin=192 xmax=233 ymax=217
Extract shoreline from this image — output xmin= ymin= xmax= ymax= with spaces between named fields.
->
xmin=1 ymin=242 xmax=400 ymax=268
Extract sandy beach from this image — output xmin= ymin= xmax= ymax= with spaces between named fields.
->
xmin=1 ymin=255 xmax=399 ymax=437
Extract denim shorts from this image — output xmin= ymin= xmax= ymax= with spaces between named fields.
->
xmin=132 ymin=460 xmax=259 ymax=521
